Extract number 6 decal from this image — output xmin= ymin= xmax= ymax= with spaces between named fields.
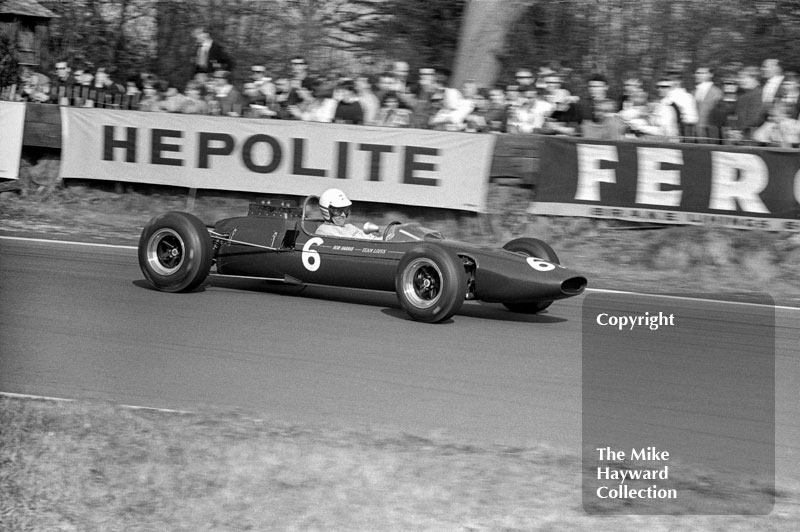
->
xmin=302 ymin=237 xmax=323 ymax=271
xmin=526 ymin=257 xmax=556 ymax=271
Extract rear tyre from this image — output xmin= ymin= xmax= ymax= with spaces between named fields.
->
xmin=138 ymin=212 xmax=212 ymax=293
xmin=395 ymin=244 xmax=467 ymax=323
xmin=502 ymin=238 xmax=559 ymax=313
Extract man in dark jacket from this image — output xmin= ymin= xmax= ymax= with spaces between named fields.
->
xmin=49 ymin=60 xmax=75 ymax=104
xmin=192 ymin=27 xmax=233 ymax=75
xmin=734 ymin=66 xmax=766 ymax=140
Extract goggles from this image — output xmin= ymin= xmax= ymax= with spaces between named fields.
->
xmin=330 ymin=206 xmax=350 ymax=218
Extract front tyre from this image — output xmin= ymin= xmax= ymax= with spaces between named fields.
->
xmin=502 ymin=238 xmax=559 ymax=313
xmin=395 ymin=244 xmax=467 ymax=323
xmin=138 ymin=212 xmax=212 ymax=293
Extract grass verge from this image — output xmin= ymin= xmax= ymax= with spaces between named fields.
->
xmin=1 ymin=396 xmax=798 ymax=532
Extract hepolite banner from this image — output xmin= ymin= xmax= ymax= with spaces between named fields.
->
xmin=531 ymin=136 xmax=800 ymax=231
xmin=59 ymin=108 xmax=496 ymax=211
xmin=0 ymin=101 xmax=26 ymax=179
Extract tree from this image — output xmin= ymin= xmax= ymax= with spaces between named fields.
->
xmin=0 ymin=34 xmax=20 ymax=89
xmin=336 ymin=0 xmax=466 ymax=74
xmin=498 ymin=0 xmax=800 ymax=95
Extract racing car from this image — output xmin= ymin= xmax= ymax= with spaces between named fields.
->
xmin=137 ymin=195 xmax=587 ymax=323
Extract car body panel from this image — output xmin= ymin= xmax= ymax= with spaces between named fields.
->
xmin=209 ymin=198 xmax=587 ymax=305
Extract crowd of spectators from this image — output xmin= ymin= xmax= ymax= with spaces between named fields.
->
xmin=3 ymin=29 xmax=799 ymax=148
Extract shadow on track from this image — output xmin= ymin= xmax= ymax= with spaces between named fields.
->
xmin=134 ymin=277 xmax=571 ymax=324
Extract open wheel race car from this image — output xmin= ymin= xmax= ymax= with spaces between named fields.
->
xmin=138 ymin=196 xmax=587 ymax=323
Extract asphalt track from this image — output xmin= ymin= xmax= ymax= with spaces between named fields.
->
xmin=1 ymin=236 xmax=798 ymax=491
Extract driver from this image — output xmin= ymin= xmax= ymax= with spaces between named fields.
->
xmin=315 ymin=188 xmax=382 ymax=239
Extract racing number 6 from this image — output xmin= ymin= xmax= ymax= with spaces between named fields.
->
xmin=526 ymin=257 xmax=556 ymax=272
xmin=302 ymin=237 xmax=323 ymax=271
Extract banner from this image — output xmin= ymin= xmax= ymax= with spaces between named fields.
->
xmin=59 ymin=108 xmax=496 ymax=212
xmin=0 ymin=102 xmax=26 ymax=179
xmin=531 ymin=136 xmax=800 ymax=231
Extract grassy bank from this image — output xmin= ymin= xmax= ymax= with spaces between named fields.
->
xmin=1 ymin=397 xmax=797 ymax=532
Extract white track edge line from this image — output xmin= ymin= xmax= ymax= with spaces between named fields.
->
xmin=586 ymin=288 xmax=799 ymax=312
xmin=0 ymin=392 xmax=193 ymax=414
xmin=0 ymin=234 xmax=137 ymax=250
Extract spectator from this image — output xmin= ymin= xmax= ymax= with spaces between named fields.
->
xmin=508 ymin=88 xmax=554 ymax=134
xmin=429 ymin=87 xmax=473 ymax=131
xmin=733 ymin=66 xmax=766 ymax=141
xmin=761 ymin=58 xmax=784 ymax=107
xmin=333 ymin=78 xmax=364 ymax=124
xmin=753 ymin=101 xmax=800 ymax=147
xmin=664 ymin=72 xmax=698 ymax=138
xmin=484 ymin=86 xmax=508 ymax=133
xmin=289 ymin=55 xmax=312 ymax=90
xmin=271 ymin=77 xmax=294 ymax=119
xmin=374 ymin=90 xmax=411 ymax=127
xmin=192 ymin=27 xmax=233 ymax=74
xmin=537 ymin=64 xmax=563 ymax=91
xmin=504 ymin=83 xmax=524 ymax=117
xmin=618 ymin=89 xmax=651 ymax=137
xmin=158 ymin=84 xmax=185 ymax=113
xmin=297 ymin=79 xmax=336 ymax=122
xmin=179 ymin=81 xmax=209 ymax=114
xmin=541 ymin=71 xmax=571 ymax=107
xmin=49 ymin=60 xmax=75 ymax=104
xmin=138 ymin=79 xmax=167 ymax=112
xmin=464 ymin=88 xmax=490 ymax=132
xmin=140 ymin=71 xmax=157 ymax=94
xmin=718 ymin=72 xmax=740 ymax=140
xmin=242 ymin=82 xmax=268 ymax=117
xmin=355 ymin=75 xmax=380 ymax=125
xmin=72 ymin=65 xmax=95 ymax=107
xmin=541 ymin=71 xmax=580 ymax=135
xmin=392 ymin=60 xmax=410 ymax=93
xmin=461 ymin=79 xmax=479 ymax=101
xmin=409 ymin=67 xmax=440 ymax=129
xmin=249 ymin=65 xmax=276 ymax=106
xmin=243 ymin=66 xmax=276 ymax=118
xmin=92 ymin=67 xmax=125 ymax=108
xmin=580 ymin=73 xmax=619 ymax=137
xmin=692 ymin=66 xmax=724 ymax=141
xmin=515 ymin=68 xmax=536 ymax=92
xmin=629 ymin=77 xmax=680 ymax=141
xmin=285 ymin=82 xmax=312 ymax=119
xmin=123 ymin=74 xmax=142 ymax=110
xmin=20 ymin=64 xmax=50 ymax=103
xmin=209 ymin=70 xmax=243 ymax=116
xmin=779 ymin=72 xmax=800 ymax=119
xmin=619 ymin=73 xmax=645 ymax=112
xmin=375 ymin=71 xmax=398 ymax=101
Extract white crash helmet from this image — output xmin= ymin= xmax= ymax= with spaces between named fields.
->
xmin=319 ymin=188 xmax=352 ymax=221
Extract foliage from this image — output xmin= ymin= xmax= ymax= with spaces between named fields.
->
xmin=44 ymin=0 xmax=157 ymax=78
xmin=19 ymin=0 xmax=800 ymax=93
xmin=33 ymin=0 xmax=464 ymax=88
xmin=0 ymin=34 xmax=20 ymax=88
xmin=339 ymin=0 xmax=466 ymax=74
xmin=500 ymin=0 xmax=800 ymax=95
